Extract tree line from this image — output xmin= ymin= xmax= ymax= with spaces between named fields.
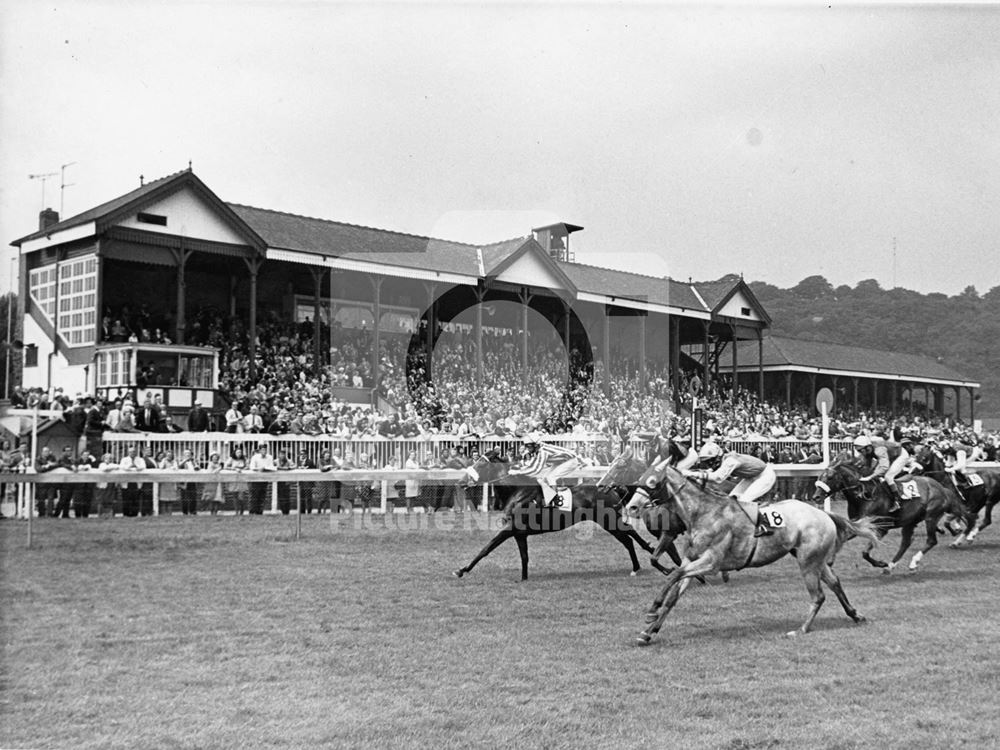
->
xmin=743 ymin=275 xmax=1000 ymax=419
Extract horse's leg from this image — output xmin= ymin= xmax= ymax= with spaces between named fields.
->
xmin=908 ymin=516 xmax=940 ymax=570
xmin=603 ymin=527 xmax=642 ymax=576
xmin=792 ymin=565 xmax=826 ymax=636
xmin=452 ymin=527 xmax=515 ymax=578
xmin=968 ymin=498 xmax=996 ymax=542
xmin=651 ymin=532 xmax=682 ymax=568
xmin=885 ymin=524 xmax=915 ymax=573
xmin=637 ymin=551 xmax=719 ymax=645
xmin=514 ymin=533 xmax=529 ymax=581
xmin=819 ymin=562 xmax=865 ymax=625
xmin=862 ymin=528 xmax=890 ymax=569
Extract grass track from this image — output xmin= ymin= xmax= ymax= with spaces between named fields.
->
xmin=2 ymin=507 xmax=998 ymax=749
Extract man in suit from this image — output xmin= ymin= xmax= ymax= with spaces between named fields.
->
xmin=52 ymin=446 xmax=77 ymax=518
xmin=35 ymin=446 xmax=60 ymax=518
xmin=135 ymin=394 xmax=162 ymax=433
xmin=84 ymin=397 xmax=105 ymax=456
xmin=186 ymin=400 xmax=211 ymax=432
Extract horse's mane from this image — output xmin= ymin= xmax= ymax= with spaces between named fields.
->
xmin=662 ymin=465 xmax=733 ymax=502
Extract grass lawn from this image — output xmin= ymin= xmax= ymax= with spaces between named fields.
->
xmin=2 ymin=506 xmax=998 ymax=750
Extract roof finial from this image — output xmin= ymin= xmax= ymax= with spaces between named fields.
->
xmin=188 ymin=160 xmax=192 ymax=171
xmin=139 ymin=174 xmax=144 ymax=186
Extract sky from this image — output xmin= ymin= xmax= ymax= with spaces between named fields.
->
xmin=2 ymin=1 xmax=999 ymax=298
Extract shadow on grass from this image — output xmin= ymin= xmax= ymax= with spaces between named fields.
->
xmin=628 ymin=614 xmax=868 ymax=645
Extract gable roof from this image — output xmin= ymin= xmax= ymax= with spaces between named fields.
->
xmin=557 ymin=261 xmax=713 ymax=313
xmin=699 ymin=277 xmax=772 ymax=324
xmin=736 ymin=335 xmax=978 ymax=386
xmin=229 ymin=203 xmax=482 ymax=277
xmin=13 ymin=169 xmax=267 ymax=252
xmin=482 ymin=237 xmax=577 ymax=296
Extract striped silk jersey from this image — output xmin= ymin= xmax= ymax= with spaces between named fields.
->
xmin=509 ymin=443 xmax=579 ymax=478
xmin=708 ymin=453 xmax=768 ymax=482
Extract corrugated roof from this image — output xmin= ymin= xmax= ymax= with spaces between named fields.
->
xmin=558 ymin=261 xmax=707 ymax=311
xmin=229 ymin=204 xmax=482 ymax=277
xmin=736 ymin=335 xmax=976 ymax=384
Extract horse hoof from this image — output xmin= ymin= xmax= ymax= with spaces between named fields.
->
xmin=854 ymin=615 xmax=867 ymax=625
xmin=644 ymin=612 xmax=658 ymax=625
xmin=635 ymin=633 xmax=652 ymax=646
xmin=785 ymin=630 xmax=800 ymax=638
xmin=452 ymin=569 xmax=464 ymax=578
xmin=630 ymin=570 xmax=639 ymax=577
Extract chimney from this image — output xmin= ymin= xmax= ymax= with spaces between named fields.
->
xmin=39 ymin=208 xmax=59 ymax=231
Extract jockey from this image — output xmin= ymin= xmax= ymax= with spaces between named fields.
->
xmin=853 ymin=434 xmax=911 ymax=512
xmin=635 ymin=429 xmax=699 ymax=472
xmin=695 ymin=440 xmax=724 ymax=471
xmin=508 ymin=432 xmax=584 ymax=503
xmin=683 ymin=446 xmax=777 ymax=537
xmin=939 ymin=438 xmax=984 ymax=487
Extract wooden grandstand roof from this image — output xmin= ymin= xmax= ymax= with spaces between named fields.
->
xmin=735 ymin=335 xmax=979 ymax=387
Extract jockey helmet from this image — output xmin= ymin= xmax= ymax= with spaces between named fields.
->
xmin=853 ymin=435 xmax=872 ymax=450
xmin=937 ymin=439 xmax=951 ymax=451
xmin=698 ymin=441 xmax=722 ymax=460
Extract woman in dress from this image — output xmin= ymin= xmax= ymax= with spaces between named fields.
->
xmin=157 ymin=450 xmax=180 ymax=515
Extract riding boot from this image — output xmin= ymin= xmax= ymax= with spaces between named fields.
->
xmin=753 ymin=512 xmax=773 ymax=537
xmin=886 ymin=483 xmax=901 ymax=513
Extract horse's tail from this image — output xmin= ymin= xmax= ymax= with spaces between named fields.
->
xmin=828 ymin=513 xmax=880 ymax=553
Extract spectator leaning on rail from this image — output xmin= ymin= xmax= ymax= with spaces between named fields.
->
xmin=683 ymin=441 xmax=777 ymax=537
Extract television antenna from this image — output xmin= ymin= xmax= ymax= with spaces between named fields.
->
xmin=28 ymin=171 xmax=58 ymax=211
xmin=60 ymin=162 xmax=77 ymax=216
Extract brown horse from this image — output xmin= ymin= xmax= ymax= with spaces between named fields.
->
xmin=452 ymin=450 xmax=666 ymax=581
xmin=626 ymin=464 xmax=878 ymax=644
xmin=911 ymin=444 xmax=1000 ymax=547
xmin=596 ymin=448 xmax=687 ymax=570
xmin=812 ymin=452 xmax=965 ymax=572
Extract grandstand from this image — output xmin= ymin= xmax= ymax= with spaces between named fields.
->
xmin=10 ymin=168 xmax=772 ymax=428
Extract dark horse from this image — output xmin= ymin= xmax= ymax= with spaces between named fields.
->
xmin=452 ymin=449 xmax=665 ymax=581
xmin=812 ymin=452 xmax=965 ymax=572
xmin=626 ymin=464 xmax=879 ymax=643
xmin=912 ymin=444 xmax=1000 ymax=547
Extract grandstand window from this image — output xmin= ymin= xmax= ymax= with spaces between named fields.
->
xmin=29 ymin=267 xmax=56 ymax=319
xmin=47 ymin=254 xmax=99 ymax=348
xmin=97 ymin=354 xmax=107 ymax=386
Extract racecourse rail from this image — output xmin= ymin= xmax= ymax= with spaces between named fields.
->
xmin=2 ymin=433 xmax=996 ymax=518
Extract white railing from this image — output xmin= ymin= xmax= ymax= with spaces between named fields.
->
xmin=95 ymin=432 xmax=857 ymax=466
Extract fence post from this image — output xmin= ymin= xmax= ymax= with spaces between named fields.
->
xmin=380 ymin=480 xmax=388 ymax=514
xmin=481 ymin=484 xmax=488 ymax=513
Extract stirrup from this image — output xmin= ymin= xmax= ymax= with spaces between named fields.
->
xmin=754 ymin=524 xmax=773 ymax=537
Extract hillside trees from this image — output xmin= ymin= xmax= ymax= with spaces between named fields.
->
xmin=745 ymin=276 xmax=999 ymax=418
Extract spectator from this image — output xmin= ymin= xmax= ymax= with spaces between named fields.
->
xmin=224 ymin=447 xmax=250 ymax=515
xmin=187 ymin=400 xmax=211 ymax=432
xmin=248 ymin=444 xmax=275 ymax=514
